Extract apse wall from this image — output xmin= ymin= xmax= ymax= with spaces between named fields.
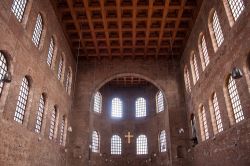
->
xmin=181 ymin=0 xmax=250 ymax=165
xmin=69 ymin=58 xmax=190 ymax=166
xmin=89 ymin=84 xmax=169 ymax=165
xmin=0 ymin=0 xmax=76 ymax=165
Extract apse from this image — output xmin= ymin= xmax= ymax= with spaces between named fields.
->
xmin=89 ymin=75 xmax=170 ymax=165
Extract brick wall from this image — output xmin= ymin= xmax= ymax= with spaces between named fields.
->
xmin=181 ymin=0 xmax=250 ymax=165
xmin=0 ymin=0 xmax=76 ymax=165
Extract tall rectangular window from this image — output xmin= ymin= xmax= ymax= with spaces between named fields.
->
xmin=200 ymin=106 xmax=209 ymax=141
xmin=11 ymin=0 xmax=28 ymax=22
xmin=212 ymin=11 xmax=224 ymax=48
xmin=111 ymin=135 xmax=122 ymax=155
xmin=227 ymin=0 xmax=245 ymax=21
xmin=212 ymin=93 xmax=223 ymax=133
xmin=49 ymin=107 xmax=57 ymax=140
xmin=47 ymin=38 xmax=55 ymax=67
xmin=35 ymin=95 xmax=45 ymax=133
xmin=58 ymin=56 xmax=63 ymax=80
xmin=14 ymin=77 xmax=29 ymax=124
xmin=227 ymin=76 xmax=244 ymax=123
xmin=32 ymin=14 xmax=43 ymax=47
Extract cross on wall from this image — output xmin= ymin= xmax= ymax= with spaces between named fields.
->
xmin=124 ymin=132 xmax=134 ymax=144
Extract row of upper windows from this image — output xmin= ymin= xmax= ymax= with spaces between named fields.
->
xmin=93 ymin=91 xmax=165 ymax=117
xmin=11 ymin=0 xmax=73 ymax=95
xmin=0 ymin=51 xmax=67 ymax=146
xmin=91 ymin=130 xmax=167 ymax=155
xmin=196 ymin=75 xmax=244 ymax=141
xmin=184 ymin=0 xmax=245 ymax=92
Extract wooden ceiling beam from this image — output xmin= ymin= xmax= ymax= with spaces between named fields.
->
xmin=172 ymin=0 xmax=187 ymax=43
xmin=144 ymin=0 xmax=154 ymax=58
xmin=66 ymin=0 xmax=87 ymax=56
xmin=132 ymin=0 xmax=138 ymax=58
xmin=82 ymin=0 xmax=100 ymax=58
xmin=100 ymin=0 xmax=112 ymax=59
xmin=116 ymin=0 xmax=123 ymax=57
xmin=156 ymin=0 xmax=170 ymax=59
xmin=62 ymin=5 xmax=195 ymax=11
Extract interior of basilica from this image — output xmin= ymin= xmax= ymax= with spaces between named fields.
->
xmin=0 ymin=0 xmax=249 ymax=165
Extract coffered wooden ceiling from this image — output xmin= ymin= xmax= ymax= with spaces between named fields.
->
xmin=108 ymin=76 xmax=149 ymax=87
xmin=51 ymin=0 xmax=202 ymax=59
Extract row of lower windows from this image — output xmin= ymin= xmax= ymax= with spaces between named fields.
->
xmin=14 ymin=76 xmax=67 ymax=145
xmin=197 ymin=75 xmax=244 ymax=141
xmin=184 ymin=0 xmax=245 ymax=92
xmin=0 ymin=51 xmax=67 ymax=146
xmin=10 ymin=0 xmax=73 ymax=95
xmin=91 ymin=130 xmax=167 ymax=155
xmin=93 ymin=91 xmax=165 ymax=117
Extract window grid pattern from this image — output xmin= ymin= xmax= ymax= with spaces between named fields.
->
xmin=59 ymin=116 xmax=65 ymax=145
xmin=228 ymin=76 xmax=244 ymax=123
xmin=49 ymin=108 xmax=57 ymax=140
xmin=112 ymin=98 xmax=122 ymax=118
xmin=65 ymin=70 xmax=71 ymax=93
xmin=35 ymin=95 xmax=45 ymax=133
xmin=159 ymin=130 xmax=167 ymax=152
xmin=212 ymin=93 xmax=223 ymax=133
xmin=212 ymin=11 xmax=224 ymax=47
xmin=228 ymin=0 xmax=245 ymax=21
xmin=11 ymin=0 xmax=27 ymax=22
xmin=201 ymin=35 xmax=210 ymax=67
xmin=184 ymin=68 xmax=191 ymax=93
xmin=0 ymin=52 xmax=8 ymax=95
xmin=94 ymin=92 xmax=102 ymax=113
xmin=47 ymin=38 xmax=55 ymax=67
xmin=58 ymin=56 xmax=63 ymax=80
xmin=135 ymin=97 xmax=146 ymax=117
xmin=136 ymin=135 xmax=148 ymax=155
xmin=32 ymin=14 xmax=43 ymax=47
xmin=201 ymin=106 xmax=209 ymax=140
xmin=192 ymin=54 xmax=199 ymax=83
xmin=111 ymin=135 xmax=122 ymax=155
xmin=156 ymin=91 xmax=164 ymax=113
xmin=14 ymin=77 xmax=29 ymax=124
xmin=92 ymin=131 xmax=100 ymax=153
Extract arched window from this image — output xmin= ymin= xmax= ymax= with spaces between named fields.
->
xmin=11 ymin=0 xmax=28 ymax=22
xmin=156 ymin=91 xmax=164 ymax=113
xmin=199 ymin=105 xmax=209 ymax=141
xmin=111 ymin=98 xmax=122 ymax=118
xmin=135 ymin=97 xmax=146 ymax=117
xmin=211 ymin=92 xmax=223 ymax=134
xmin=0 ymin=52 xmax=8 ymax=95
xmin=199 ymin=34 xmax=210 ymax=70
xmin=59 ymin=116 xmax=67 ymax=146
xmin=49 ymin=106 xmax=57 ymax=140
xmin=227 ymin=75 xmax=244 ymax=123
xmin=65 ymin=69 xmax=72 ymax=94
xmin=212 ymin=11 xmax=224 ymax=49
xmin=35 ymin=94 xmax=45 ymax=133
xmin=136 ymin=135 xmax=148 ymax=155
xmin=184 ymin=66 xmax=191 ymax=93
xmin=14 ymin=77 xmax=30 ymax=124
xmin=190 ymin=53 xmax=199 ymax=84
xmin=227 ymin=0 xmax=245 ymax=22
xmin=92 ymin=131 xmax=100 ymax=153
xmin=47 ymin=37 xmax=55 ymax=68
xmin=32 ymin=13 xmax=43 ymax=47
xmin=57 ymin=56 xmax=64 ymax=80
xmin=94 ymin=92 xmax=102 ymax=113
xmin=111 ymin=135 xmax=122 ymax=155
xmin=159 ymin=130 xmax=167 ymax=152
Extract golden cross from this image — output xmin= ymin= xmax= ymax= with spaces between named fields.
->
xmin=125 ymin=132 xmax=134 ymax=144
